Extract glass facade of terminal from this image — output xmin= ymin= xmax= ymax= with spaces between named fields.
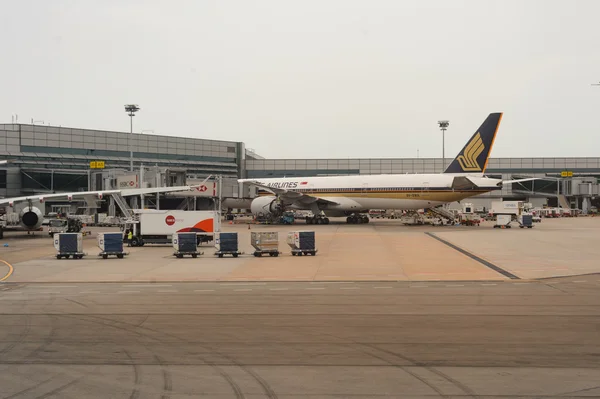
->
xmin=0 ymin=123 xmax=244 ymax=196
xmin=245 ymin=158 xmax=600 ymax=177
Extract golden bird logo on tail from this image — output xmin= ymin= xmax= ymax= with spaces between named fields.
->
xmin=456 ymin=132 xmax=485 ymax=171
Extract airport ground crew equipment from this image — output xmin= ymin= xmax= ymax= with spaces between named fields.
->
xmin=173 ymin=232 xmax=203 ymax=258
xmin=287 ymin=231 xmax=317 ymax=256
xmin=214 ymin=232 xmax=241 ymax=258
xmin=518 ymin=214 xmax=534 ymax=229
xmin=251 ymin=231 xmax=280 ymax=257
xmin=494 ymin=214 xmax=512 ymax=229
xmin=54 ymin=233 xmax=85 ymax=259
xmin=97 ymin=232 xmax=127 ymax=259
xmin=279 ymin=211 xmax=295 ymax=225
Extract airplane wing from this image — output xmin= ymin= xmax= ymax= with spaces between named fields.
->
xmin=245 ymin=181 xmax=339 ymax=205
xmin=501 ymin=178 xmax=540 ymax=185
xmin=0 ymin=185 xmax=199 ymax=206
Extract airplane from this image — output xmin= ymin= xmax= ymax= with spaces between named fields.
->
xmin=0 ymin=184 xmax=204 ymax=236
xmin=239 ymin=113 xmax=537 ymax=224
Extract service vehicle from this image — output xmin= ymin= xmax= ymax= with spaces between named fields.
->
xmin=122 ymin=210 xmax=220 ymax=247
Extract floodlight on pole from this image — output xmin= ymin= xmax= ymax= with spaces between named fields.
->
xmin=437 ymin=120 xmax=449 ymax=172
xmin=124 ymin=104 xmax=140 ymax=172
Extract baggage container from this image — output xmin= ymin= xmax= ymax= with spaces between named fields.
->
xmin=215 ymin=232 xmax=241 ymax=258
xmin=97 ymin=232 xmax=127 ymax=259
xmin=251 ymin=231 xmax=280 ymax=257
xmin=287 ymin=231 xmax=317 ymax=256
xmin=54 ymin=233 xmax=84 ymax=259
xmin=173 ymin=232 xmax=202 ymax=258
xmin=519 ymin=214 xmax=533 ymax=228
xmin=494 ymin=214 xmax=512 ymax=228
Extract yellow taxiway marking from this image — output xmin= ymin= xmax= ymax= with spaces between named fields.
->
xmin=0 ymin=259 xmax=14 ymax=282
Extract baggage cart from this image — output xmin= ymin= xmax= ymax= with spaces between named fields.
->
xmin=287 ymin=231 xmax=317 ymax=256
xmin=518 ymin=214 xmax=534 ymax=229
xmin=493 ymin=214 xmax=512 ymax=228
xmin=54 ymin=233 xmax=85 ymax=259
xmin=215 ymin=232 xmax=242 ymax=258
xmin=97 ymin=232 xmax=128 ymax=259
xmin=173 ymin=232 xmax=203 ymax=258
xmin=251 ymin=231 xmax=280 ymax=257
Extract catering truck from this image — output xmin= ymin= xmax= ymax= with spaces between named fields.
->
xmin=122 ymin=210 xmax=220 ymax=247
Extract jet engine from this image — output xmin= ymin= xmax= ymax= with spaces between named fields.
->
xmin=19 ymin=206 xmax=44 ymax=230
xmin=250 ymin=196 xmax=283 ymax=219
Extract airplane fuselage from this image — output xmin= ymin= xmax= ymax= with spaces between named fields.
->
xmin=247 ymin=173 xmax=502 ymax=213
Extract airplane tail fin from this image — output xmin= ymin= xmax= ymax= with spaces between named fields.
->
xmin=444 ymin=113 xmax=502 ymax=174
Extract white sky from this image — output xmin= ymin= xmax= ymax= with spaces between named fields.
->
xmin=1 ymin=0 xmax=599 ymax=159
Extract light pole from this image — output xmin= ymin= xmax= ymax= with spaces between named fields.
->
xmin=124 ymin=104 xmax=140 ymax=172
xmin=437 ymin=120 xmax=449 ymax=172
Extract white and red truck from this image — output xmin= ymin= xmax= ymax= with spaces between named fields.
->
xmin=122 ymin=210 xmax=220 ymax=247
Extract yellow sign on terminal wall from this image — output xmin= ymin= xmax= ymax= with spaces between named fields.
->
xmin=90 ymin=161 xmax=105 ymax=169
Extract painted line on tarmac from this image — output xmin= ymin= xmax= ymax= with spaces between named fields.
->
xmin=122 ymin=284 xmax=173 ymax=287
xmin=340 ymin=287 xmax=359 ymax=290
xmin=270 ymin=288 xmax=289 ymax=291
xmin=425 ymin=232 xmax=520 ymax=280
xmin=118 ymin=291 xmax=140 ymax=294
xmin=0 ymin=259 xmax=14 ymax=282
xmin=306 ymin=287 xmax=325 ymax=290
xmin=234 ymin=289 xmax=252 ymax=292
xmin=374 ymin=286 xmax=392 ymax=289
xmin=29 ymin=285 xmax=78 ymax=288
xmin=194 ymin=289 xmax=214 ymax=292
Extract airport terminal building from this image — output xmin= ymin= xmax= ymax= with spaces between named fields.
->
xmin=0 ymin=122 xmax=599 ymax=212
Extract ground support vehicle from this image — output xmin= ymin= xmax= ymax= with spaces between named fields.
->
xmin=54 ymin=233 xmax=85 ymax=259
xmin=251 ymin=231 xmax=280 ymax=257
xmin=173 ymin=232 xmax=203 ymax=258
xmin=215 ymin=232 xmax=241 ymax=258
xmin=287 ymin=231 xmax=317 ymax=256
xmin=97 ymin=232 xmax=128 ymax=259
xmin=123 ymin=210 xmax=219 ymax=247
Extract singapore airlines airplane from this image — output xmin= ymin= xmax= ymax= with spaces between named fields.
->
xmin=240 ymin=113 xmax=535 ymax=224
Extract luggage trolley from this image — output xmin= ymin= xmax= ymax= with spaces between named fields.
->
xmin=287 ymin=231 xmax=317 ymax=256
xmin=173 ymin=232 xmax=204 ymax=258
xmin=97 ymin=232 xmax=128 ymax=259
xmin=251 ymin=231 xmax=280 ymax=257
xmin=214 ymin=232 xmax=242 ymax=258
xmin=54 ymin=233 xmax=86 ymax=259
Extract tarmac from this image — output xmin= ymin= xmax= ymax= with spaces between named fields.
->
xmin=2 ymin=217 xmax=600 ymax=283
xmin=0 ymin=217 xmax=599 ymax=398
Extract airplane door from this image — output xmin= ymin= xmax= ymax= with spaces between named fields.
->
xmin=422 ymin=181 xmax=431 ymax=205
xmin=361 ymin=183 xmax=369 ymax=194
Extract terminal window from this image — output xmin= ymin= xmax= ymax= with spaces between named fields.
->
xmin=0 ymin=170 xmax=6 ymax=189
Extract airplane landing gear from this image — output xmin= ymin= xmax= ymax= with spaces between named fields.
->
xmin=346 ymin=214 xmax=369 ymax=224
xmin=306 ymin=216 xmax=330 ymax=225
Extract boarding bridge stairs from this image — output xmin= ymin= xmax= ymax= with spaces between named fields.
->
xmin=111 ymin=193 xmax=133 ymax=219
xmin=176 ymin=199 xmax=189 ymax=211
xmin=428 ymin=206 xmax=456 ymax=222
xmin=557 ymin=194 xmax=571 ymax=210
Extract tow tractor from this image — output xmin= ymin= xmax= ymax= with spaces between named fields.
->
xmin=48 ymin=218 xmax=84 ymax=236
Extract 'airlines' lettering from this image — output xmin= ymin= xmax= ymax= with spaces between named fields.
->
xmin=260 ymin=182 xmax=299 ymax=189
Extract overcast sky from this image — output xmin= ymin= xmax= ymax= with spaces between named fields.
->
xmin=1 ymin=0 xmax=599 ymax=159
